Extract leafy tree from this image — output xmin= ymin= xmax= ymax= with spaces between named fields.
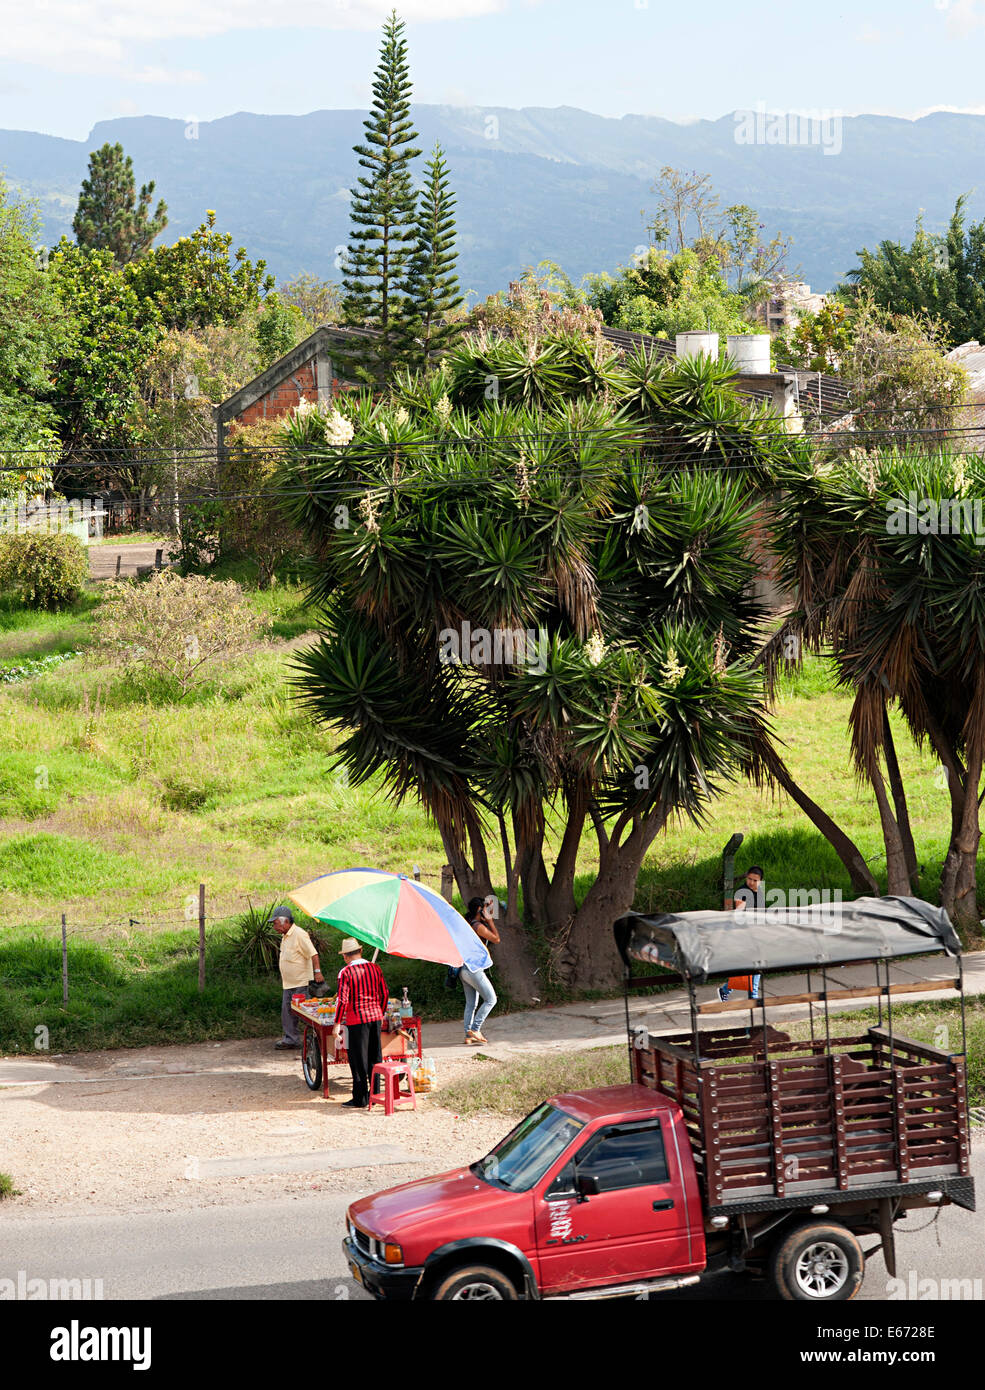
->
xmin=47 ymin=240 xmax=162 ymax=486
xmin=275 ymin=337 xmax=870 ymax=992
xmin=839 ymin=300 xmax=966 ymax=447
xmin=127 ymin=211 xmax=275 ymax=331
xmin=586 ymin=246 xmax=754 ymax=340
xmin=774 ymin=300 xmax=854 ymax=373
xmin=0 ymin=181 xmax=70 ymax=498
xmin=278 ymin=273 xmax=343 ymax=329
xmin=72 ymin=142 xmax=168 ymax=265
xmin=645 ymin=171 xmax=791 ymax=296
xmin=721 ymin=203 xmax=793 ymax=296
xmin=470 ymin=262 xmax=603 ymax=342
xmin=255 ymin=293 xmax=308 ymax=367
xmin=765 ymin=449 xmax=985 ymax=931
xmin=341 ymin=10 xmax=422 ymax=378
xmin=402 ymin=144 xmax=463 ymax=364
xmin=846 ymin=195 xmax=985 ymax=348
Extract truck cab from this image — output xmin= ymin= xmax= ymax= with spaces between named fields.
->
xmin=345 ymin=1085 xmax=706 ymax=1301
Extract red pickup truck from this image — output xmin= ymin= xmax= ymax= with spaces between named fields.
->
xmin=346 ymin=1084 xmax=710 ymax=1301
xmin=343 ymin=898 xmax=975 ymax=1302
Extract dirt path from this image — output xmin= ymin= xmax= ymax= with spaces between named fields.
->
xmin=88 ymin=542 xmax=173 ymax=580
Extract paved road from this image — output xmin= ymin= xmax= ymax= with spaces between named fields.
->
xmin=88 ymin=542 xmax=172 ymax=580
xmin=2 ymin=1146 xmax=980 ymax=1301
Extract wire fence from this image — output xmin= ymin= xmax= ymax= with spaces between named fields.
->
xmin=42 ymin=866 xmax=456 ymax=1002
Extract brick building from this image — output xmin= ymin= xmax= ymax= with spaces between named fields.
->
xmin=216 ymin=325 xmax=378 ymax=457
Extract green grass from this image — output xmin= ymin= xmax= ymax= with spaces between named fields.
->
xmin=0 ymin=1174 xmax=21 ymax=1200
xmin=90 ymin=532 xmax=167 ymax=546
xmin=0 ymin=918 xmax=467 ymax=1055
xmin=1 ymin=585 xmax=983 ymax=1051
xmin=439 ymin=1001 xmax=985 ymax=1117
xmin=441 ymin=1047 xmax=633 ymax=1116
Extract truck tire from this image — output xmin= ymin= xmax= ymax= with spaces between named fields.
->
xmin=770 ymin=1222 xmax=863 ymax=1301
xmin=430 ymin=1264 xmax=520 ymax=1302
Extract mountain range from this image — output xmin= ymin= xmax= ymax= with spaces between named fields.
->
xmin=3 ymin=106 xmax=985 ymax=301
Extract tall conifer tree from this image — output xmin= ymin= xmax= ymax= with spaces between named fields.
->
xmin=341 ymin=10 xmax=421 ymax=379
xmin=72 ymin=142 xmax=168 ymax=266
xmin=402 ymin=144 xmax=462 ymax=368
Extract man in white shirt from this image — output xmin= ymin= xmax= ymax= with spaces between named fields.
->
xmin=270 ymin=907 xmax=324 ymax=1050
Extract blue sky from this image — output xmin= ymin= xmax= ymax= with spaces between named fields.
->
xmin=2 ymin=0 xmax=985 ymax=141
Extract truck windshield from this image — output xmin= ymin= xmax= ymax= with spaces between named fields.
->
xmin=472 ymin=1103 xmax=584 ymax=1192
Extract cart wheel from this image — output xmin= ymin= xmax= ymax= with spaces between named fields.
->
xmin=302 ymin=1027 xmax=323 ymax=1092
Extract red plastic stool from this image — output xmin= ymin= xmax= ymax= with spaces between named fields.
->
xmin=368 ymin=1061 xmax=417 ymax=1115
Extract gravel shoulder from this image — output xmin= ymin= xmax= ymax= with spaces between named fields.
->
xmin=0 ymin=1036 xmax=508 ymax=1218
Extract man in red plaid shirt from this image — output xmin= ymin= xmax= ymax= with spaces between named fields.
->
xmin=333 ymin=938 xmax=389 ymax=1108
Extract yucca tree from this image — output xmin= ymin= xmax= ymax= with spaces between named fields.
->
xmin=764 ymin=446 xmax=985 ymax=930
xmin=275 ymin=336 xmax=803 ymax=992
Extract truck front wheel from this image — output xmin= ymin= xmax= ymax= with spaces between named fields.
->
xmin=770 ymin=1222 xmax=863 ymax=1301
xmin=430 ymin=1264 xmax=520 ymax=1301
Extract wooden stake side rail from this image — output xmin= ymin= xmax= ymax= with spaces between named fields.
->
xmin=634 ymin=1025 xmax=970 ymax=1202
xmin=698 ymin=976 xmax=959 ymax=1015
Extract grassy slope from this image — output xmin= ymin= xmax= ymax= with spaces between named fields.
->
xmin=0 ymin=573 xmax=981 ymax=1054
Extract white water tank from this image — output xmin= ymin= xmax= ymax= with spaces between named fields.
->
xmin=675 ymin=331 xmax=719 ymax=362
xmin=727 ymin=333 xmax=771 ymax=374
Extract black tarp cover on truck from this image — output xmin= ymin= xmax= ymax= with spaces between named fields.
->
xmin=613 ymin=895 xmax=961 ymax=982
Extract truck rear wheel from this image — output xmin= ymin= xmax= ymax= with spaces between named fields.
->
xmin=430 ymin=1264 xmax=520 ymax=1301
xmin=770 ymin=1222 xmax=863 ymax=1301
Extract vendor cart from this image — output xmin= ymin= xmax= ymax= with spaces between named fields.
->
xmin=291 ymin=995 xmax=422 ymax=1099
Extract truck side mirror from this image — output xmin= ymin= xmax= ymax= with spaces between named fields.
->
xmin=576 ymin=1173 xmax=601 ymax=1201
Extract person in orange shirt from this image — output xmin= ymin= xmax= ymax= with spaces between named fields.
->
xmin=719 ymin=867 xmax=764 ymax=1002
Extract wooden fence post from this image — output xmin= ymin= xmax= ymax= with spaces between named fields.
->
xmin=440 ymin=865 xmax=454 ymax=903
xmin=198 ymin=884 xmax=206 ymax=992
xmin=61 ymin=913 xmax=68 ymax=1003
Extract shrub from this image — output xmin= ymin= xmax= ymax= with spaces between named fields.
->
xmin=0 ymin=532 xmax=89 ymax=609
xmin=221 ymin=417 xmax=304 ymax=588
xmin=0 ymin=1173 xmax=21 ymax=1200
xmin=233 ymin=903 xmax=282 ymax=974
xmin=91 ymin=569 xmax=270 ymax=699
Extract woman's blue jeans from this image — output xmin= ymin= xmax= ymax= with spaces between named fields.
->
xmin=460 ymin=966 xmax=497 ymax=1035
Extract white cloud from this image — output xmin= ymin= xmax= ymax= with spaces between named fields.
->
xmin=0 ymin=0 xmax=508 ymax=75
xmin=855 ymin=25 xmax=883 ymax=44
xmin=942 ymin=0 xmax=985 ymax=39
xmin=127 ymin=66 xmax=204 ymax=85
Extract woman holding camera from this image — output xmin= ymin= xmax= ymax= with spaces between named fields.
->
xmin=461 ymin=896 xmax=500 ymax=1044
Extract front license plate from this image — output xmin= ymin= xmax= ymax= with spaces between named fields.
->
xmin=349 ymin=1261 xmax=363 ymax=1285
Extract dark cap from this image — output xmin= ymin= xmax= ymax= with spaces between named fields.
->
xmin=267 ymin=906 xmax=294 ymax=923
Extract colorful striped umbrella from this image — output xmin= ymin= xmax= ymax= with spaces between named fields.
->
xmin=287 ymin=868 xmax=493 ymax=972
